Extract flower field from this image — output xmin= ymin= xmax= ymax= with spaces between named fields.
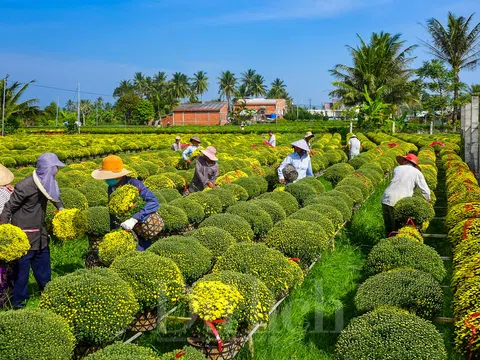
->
xmin=0 ymin=129 xmax=474 ymax=360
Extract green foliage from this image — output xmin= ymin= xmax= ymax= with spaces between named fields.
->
xmin=213 ymin=242 xmax=304 ymax=299
xmin=208 ymin=187 xmax=237 ymax=210
xmin=157 ymin=204 xmax=189 ymax=232
xmin=284 ymin=182 xmax=317 ymax=207
xmin=111 ymin=251 xmax=185 ymax=310
xmin=170 ymin=197 xmax=205 ymax=225
xmin=39 ymin=268 xmax=139 ymax=345
xmin=156 ymin=188 xmax=181 ymax=202
xmin=303 ymin=204 xmax=344 ymax=229
xmin=82 ymin=206 xmax=111 ymax=238
xmin=355 ymin=269 xmax=443 ymax=319
xmin=295 ymin=176 xmax=325 ymax=193
xmin=226 ymin=201 xmax=273 ymax=237
xmin=394 ymin=196 xmax=435 ymax=227
xmin=366 ymin=237 xmax=446 ymax=282
xmin=85 ymin=342 xmax=160 ymax=360
xmin=98 ymin=230 xmax=136 ymax=266
xmin=133 ymin=100 xmax=155 ymax=125
xmin=199 ymin=213 xmax=254 ymax=242
xmin=335 ymin=308 xmax=447 ymax=360
xmin=186 ymin=191 xmax=223 ymax=216
xmin=233 ymin=177 xmax=261 ymax=199
xmin=219 ymin=183 xmax=249 ymax=201
xmin=158 ymin=346 xmax=205 ymax=360
xmin=0 ymin=308 xmax=76 ymax=360
xmin=148 ymin=236 xmax=212 ymax=283
xmin=188 ymin=226 xmax=236 ymax=260
xmin=59 ymin=187 xmax=88 ymax=210
xmin=289 ymin=209 xmax=335 ymax=237
xmin=335 ymin=185 xmax=364 ymax=205
xmin=304 ymin=195 xmax=352 ymax=222
xmin=265 ymin=219 xmax=328 ymax=266
xmin=258 ymin=191 xmax=299 ymax=216
xmin=324 ymin=163 xmax=355 ymax=186
xmin=249 ymin=199 xmax=287 ymax=224
xmin=337 ymin=175 xmax=370 ymax=199
xmin=78 ymin=182 xmax=109 ymax=207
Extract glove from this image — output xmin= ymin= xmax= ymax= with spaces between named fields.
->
xmin=121 ymin=218 xmax=138 ymax=231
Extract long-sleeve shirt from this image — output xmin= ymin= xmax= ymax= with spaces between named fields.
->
xmin=381 ymin=164 xmax=431 ymax=207
xmin=182 ymin=145 xmax=202 ymax=161
xmin=277 ymin=152 xmax=313 ymax=183
xmin=0 ymin=176 xmax=64 ymax=250
xmin=171 ymin=142 xmax=182 ymax=151
xmin=108 ymin=177 xmax=159 ymax=229
xmin=190 ymin=156 xmax=219 ymax=192
xmin=268 ymin=135 xmax=276 ymax=147
xmin=349 ymin=138 xmax=361 ymax=157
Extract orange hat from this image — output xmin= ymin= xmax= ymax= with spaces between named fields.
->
xmin=91 ymin=155 xmax=131 ymax=180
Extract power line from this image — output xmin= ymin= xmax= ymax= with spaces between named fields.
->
xmin=8 ymin=79 xmax=114 ymax=98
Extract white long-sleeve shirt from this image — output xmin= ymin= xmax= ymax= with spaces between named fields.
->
xmin=277 ymin=152 xmax=313 ymax=183
xmin=182 ymin=145 xmax=202 ymax=161
xmin=268 ymin=135 xmax=276 ymax=147
xmin=349 ymin=137 xmax=361 ymax=157
xmin=381 ymin=164 xmax=431 ymax=207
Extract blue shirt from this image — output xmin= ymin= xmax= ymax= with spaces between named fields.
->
xmin=182 ymin=145 xmax=202 ymax=161
xmin=108 ymin=177 xmax=160 ymax=229
xmin=277 ymin=152 xmax=313 ymax=183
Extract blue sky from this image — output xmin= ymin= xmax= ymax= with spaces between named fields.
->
xmin=0 ymin=0 xmax=479 ymax=107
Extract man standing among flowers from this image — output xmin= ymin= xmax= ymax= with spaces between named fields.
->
xmin=0 ymin=153 xmax=65 ymax=309
xmin=348 ymin=134 xmax=361 ymax=159
xmin=277 ymin=139 xmax=313 ymax=184
xmin=266 ymin=130 xmax=276 ymax=147
xmin=91 ymin=155 xmax=160 ymax=251
xmin=171 ymin=136 xmax=182 ymax=151
xmin=182 ymin=136 xmax=202 ymax=165
xmin=304 ymin=131 xmax=314 ymax=148
xmin=381 ymin=153 xmax=430 ymax=235
xmin=185 ymin=146 xmax=219 ymax=195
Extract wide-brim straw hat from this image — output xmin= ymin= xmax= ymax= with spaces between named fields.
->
xmin=291 ymin=139 xmax=310 ymax=152
xmin=175 ymin=136 xmax=181 ymax=140
xmin=91 ymin=155 xmax=131 ymax=180
xmin=201 ymin=146 xmax=218 ymax=161
xmin=190 ymin=136 xmax=201 ymax=143
xmin=351 ymin=134 xmax=357 ymax=138
xmin=305 ymin=131 xmax=314 ymax=138
xmin=396 ymin=154 xmax=421 ymax=171
xmin=0 ymin=164 xmax=14 ymax=186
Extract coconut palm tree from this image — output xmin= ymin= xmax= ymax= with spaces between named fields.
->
xmin=113 ymin=80 xmax=134 ymax=98
xmin=170 ymin=72 xmax=191 ymax=101
xmin=218 ymin=71 xmax=237 ymax=111
xmin=330 ymin=32 xmax=419 ymax=108
xmin=241 ymin=69 xmax=257 ymax=97
xmin=0 ymin=77 xmax=39 ymax=124
xmin=250 ymin=74 xmax=267 ymax=98
xmin=420 ymin=12 xmax=480 ymax=122
xmin=268 ymin=78 xmax=286 ymax=97
xmin=191 ymin=71 xmax=209 ymax=103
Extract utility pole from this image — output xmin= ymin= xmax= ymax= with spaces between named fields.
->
xmin=309 ymin=98 xmax=312 ymax=110
xmin=77 ymin=83 xmax=81 ymax=125
xmin=96 ymin=102 xmax=98 ymax=126
xmin=55 ymin=96 xmax=59 ymax=127
xmin=1 ymin=76 xmax=7 ymax=137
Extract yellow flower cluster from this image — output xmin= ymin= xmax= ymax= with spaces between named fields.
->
xmin=98 ymin=230 xmax=137 ymax=266
xmin=52 ymin=209 xmax=88 ymax=241
xmin=189 ymin=281 xmax=243 ymax=321
xmin=397 ymin=226 xmax=423 ymax=243
xmin=216 ymin=170 xmax=248 ymax=186
xmin=108 ymin=184 xmax=144 ymax=222
xmin=0 ymin=224 xmax=31 ymax=262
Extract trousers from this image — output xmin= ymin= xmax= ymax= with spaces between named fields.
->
xmin=12 ymin=247 xmax=51 ymax=308
xmin=382 ymin=203 xmax=397 ymax=237
xmin=136 ymin=237 xmax=153 ymax=251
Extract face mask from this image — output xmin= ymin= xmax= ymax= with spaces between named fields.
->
xmin=106 ymin=179 xmax=119 ymax=186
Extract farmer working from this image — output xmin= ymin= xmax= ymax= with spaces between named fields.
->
xmin=348 ymin=134 xmax=361 ymax=159
xmin=185 ymin=146 xmax=219 ymax=195
xmin=277 ymin=139 xmax=313 ymax=184
xmin=0 ymin=153 xmax=65 ymax=309
xmin=0 ymin=164 xmax=14 ymax=214
xmin=182 ymin=136 xmax=202 ymax=164
xmin=381 ymin=153 xmax=430 ymax=236
xmin=171 ymin=136 xmax=182 ymax=151
xmin=304 ymin=131 xmax=314 ymax=148
xmin=267 ymin=130 xmax=276 ymax=147
xmin=91 ymin=155 xmax=160 ymax=251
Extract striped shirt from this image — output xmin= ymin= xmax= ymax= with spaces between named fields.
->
xmin=0 ymin=186 xmax=13 ymax=214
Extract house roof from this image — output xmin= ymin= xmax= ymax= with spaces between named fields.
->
xmin=236 ymin=98 xmax=281 ymax=105
xmin=173 ymin=101 xmax=227 ymax=112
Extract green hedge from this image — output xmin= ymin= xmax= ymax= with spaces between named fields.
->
xmin=226 ymin=202 xmax=273 ymax=238
xmin=85 ymin=342 xmax=161 ymax=360
xmin=199 ymin=213 xmax=254 ymax=242
xmin=258 ymin=191 xmax=299 ymax=216
xmin=188 ymin=226 xmax=236 ymax=260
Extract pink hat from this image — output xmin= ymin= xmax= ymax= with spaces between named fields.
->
xmin=201 ymin=146 xmax=218 ymax=161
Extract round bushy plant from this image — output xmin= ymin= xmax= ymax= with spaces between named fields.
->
xmin=213 ymin=242 xmax=304 ymax=299
xmin=158 ymin=346 xmax=205 ymax=360
xmin=322 ymin=190 xmax=355 ymax=210
xmin=52 ymin=208 xmax=88 ymax=241
xmin=186 ymin=191 xmax=223 ymax=216
xmin=98 ymin=230 xmax=137 ymax=266
xmin=208 ymin=187 xmax=237 ymax=210
xmin=111 ymin=252 xmax=185 ymax=310
xmin=163 ymin=172 xmax=187 ymax=192
xmin=143 ymin=175 xmax=176 ymax=190
xmin=148 ymin=236 xmax=212 ymax=283
xmin=248 ymin=175 xmax=269 ymax=194
xmin=366 ymin=237 xmax=446 ymax=282
xmin=355 ymin=269 xmax=443 ymax=319
xmin=249 ymin=199 xmax=287 ymax=223
xmin=335 ymin=308 xmax=447 ymax=360
xmin=226 ymin=202 xmax=273 ymax=238
xmin=39 ymin=268 xmax=139 ymax=345
xmin=78 ymin=183 xmax=109 ymax=207
xmin=289 ymin=209 xmax=335 ymax=237
xmin=324 ymin=163 xmax=355 ymax=186
xmin=170 ymin=198 xmax=205 ymax=225
xmin=199 ymin=213 xmax=254 ymax=242
xmin=337 ymin=175 xmax=369 ymax=199
xmin=108 ymin=184 xmax=145 ymax=222
xmin=264 ymin=219 xmax=328 ymax=265
xmin=156 ymin=188 xmax=181 ymax=202
xmin=85 ymin=342 xmax=161 ymax=360
xmin=284 ymin=182 xmax=317 ymax=207
xmin=397 ymin=226 xmax=424 ymax=242
xmin=83 ymin=206 xmax=112 ymax=238
xmin=199 ymin=271 xmax=275 ymax=326
xmin=0 ymin=224 xmax=31 ymax=262
xmin=258 ymin=191 xmax=299 ymax=216
xmin=453 ymin=236 xmax=480 ymax=268
xmin=188 ymin=226 xmax=236 ymax=260
xmin=304 ymin=195 xmax=351 ymax=222
xmin=59 ymin=187 xmax=88 ymax=211
xmin=445 ymin=202 xmax=480 ymax=231
xmin=233 ymin=177 xmax=261 ymax=199
xmin=150 ymin=190 xmax=167 ymax=204
xmin=0 ymin=308 xmax=76 ymax=360
xmin=295 ymin=176 xmax=325 ymax=194
xmin=448 ymin=218 xmax=480 ymax=246
xmin=303 ymin=204 xmax=344 ymax=229
xmin=334 ymin=185 xmax=364 ymax=206
xmin=157 ymin=204 xmax=189 ymax=232
xmin=394 ymin=197 xmax=435 ymax=227
xmin=219 ymin=183 xmax=249 ymax=201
